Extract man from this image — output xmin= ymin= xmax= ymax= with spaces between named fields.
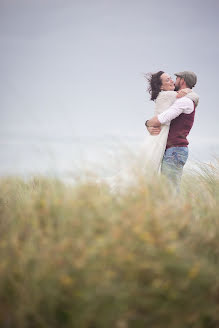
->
xmin=145 ymin=71 xmax=198 ymax=191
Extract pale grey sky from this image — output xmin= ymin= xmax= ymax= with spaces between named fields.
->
xmin=1 ymin=0 xmax=219 ymax=145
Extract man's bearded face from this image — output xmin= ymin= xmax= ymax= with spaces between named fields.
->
xmin=174 ymin=77 xmax=182 ymax=91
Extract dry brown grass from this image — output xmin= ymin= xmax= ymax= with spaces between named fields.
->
xmin=0 ymin=160 xmax=218 ymax=327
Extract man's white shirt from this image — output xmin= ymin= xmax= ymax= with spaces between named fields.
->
xmin=157 ymin=97 xmax=194 ymax=125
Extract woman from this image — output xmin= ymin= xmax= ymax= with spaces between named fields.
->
xmin=143 ymin=71 xmax=199 ymax=174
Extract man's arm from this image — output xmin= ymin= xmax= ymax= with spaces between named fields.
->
xmin=145 ymin=97 xmax=194 ymax=128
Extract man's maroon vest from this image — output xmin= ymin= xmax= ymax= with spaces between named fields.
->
xmin=166 ymin=103 xmax=196 ymax=149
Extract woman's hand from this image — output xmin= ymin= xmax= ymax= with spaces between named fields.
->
xmin=176 ymin=88 xmax=192 ymax=98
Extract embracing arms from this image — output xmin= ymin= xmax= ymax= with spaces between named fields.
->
xmin=145 ymin=89 xmax=197 ymax=135
xmin=146 ymin=97 xmax=193 ymax=123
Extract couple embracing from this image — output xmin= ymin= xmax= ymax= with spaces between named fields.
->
xmin=144 ymin=71 xmax=199 ymax=191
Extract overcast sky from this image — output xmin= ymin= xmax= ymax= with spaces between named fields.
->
xmin=1 ymin=0 xmax=219 ymax=145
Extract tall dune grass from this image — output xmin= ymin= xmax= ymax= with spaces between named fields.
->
xmin=0 ymin=160 xmax=219 ymax=327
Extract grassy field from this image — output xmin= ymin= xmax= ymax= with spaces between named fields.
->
xmin=0 ymin=159 xmax=219 ymax=328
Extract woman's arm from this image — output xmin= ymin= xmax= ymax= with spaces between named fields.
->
xmin=176 ymin=88 xmax=192 ymax=98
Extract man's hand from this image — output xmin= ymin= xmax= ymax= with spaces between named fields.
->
xmin=147 ymin=126 xmax=161 ymax=135
xmin=145 ymin=116 xmax=161 ymax=135
xmin=145 ymin=116 xmax=161 ymax=128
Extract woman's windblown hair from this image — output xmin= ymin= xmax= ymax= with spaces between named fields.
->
xmin=146 ymin=71 xmax=164 ymax=101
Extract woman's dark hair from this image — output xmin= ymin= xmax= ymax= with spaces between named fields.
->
xmin=146 ymin=71 xmax=164 ymax=101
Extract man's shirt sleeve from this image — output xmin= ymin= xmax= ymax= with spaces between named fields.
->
xmin=157 ymin=97 xmax=194 ymax=125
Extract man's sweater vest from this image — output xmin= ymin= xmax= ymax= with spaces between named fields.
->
xmin=166 ymin=102 xmax=196 ymax=149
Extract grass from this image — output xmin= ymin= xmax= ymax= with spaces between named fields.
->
xmin=0 ymin=159 xmax=219 ymax=327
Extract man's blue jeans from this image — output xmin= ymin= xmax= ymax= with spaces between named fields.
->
xmin=161 ymin=147 xmax=188 ymax=191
